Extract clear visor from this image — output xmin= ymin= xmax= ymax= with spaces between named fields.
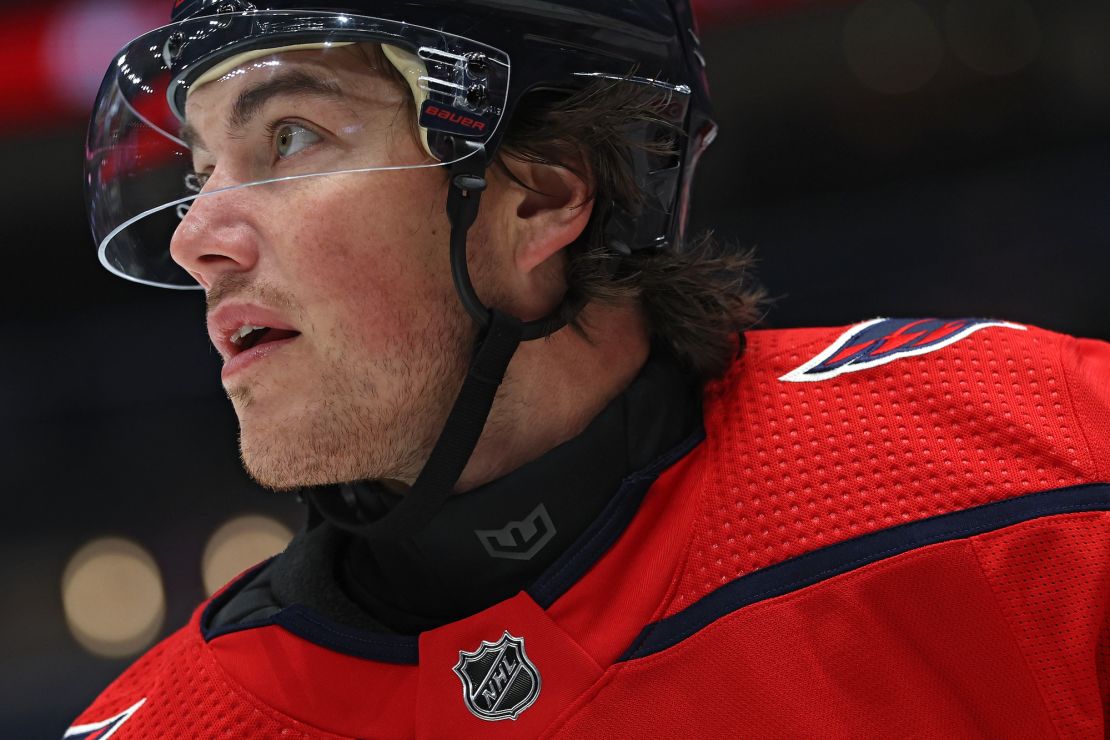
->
xmin=86 ymin=11 xmax=509 ymax=288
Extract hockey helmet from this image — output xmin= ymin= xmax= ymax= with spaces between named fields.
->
xmin=86 ymin=0 xmax=715 ymax=291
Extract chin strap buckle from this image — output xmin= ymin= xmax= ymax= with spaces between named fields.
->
xmin=452 ymin=174 xmax=488 ymax=195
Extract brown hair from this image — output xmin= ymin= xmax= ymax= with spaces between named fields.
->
xmin=497 ymin=81 xmax=766 ymax=382
xmin=367 ymin=45 xmax=765 ymax=380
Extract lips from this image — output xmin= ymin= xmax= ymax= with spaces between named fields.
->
xmin=207 ymin=303 xmax=302 ymax=380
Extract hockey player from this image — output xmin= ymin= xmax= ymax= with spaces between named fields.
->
xmin=71 ymin=0 xmax=1110 ymax=737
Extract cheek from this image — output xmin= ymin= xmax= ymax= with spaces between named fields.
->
xmin=274 ymin=172 xmax=455 ymax=342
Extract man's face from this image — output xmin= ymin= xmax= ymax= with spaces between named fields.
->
xmin=170 ymin=46 xmax=489 ymax=489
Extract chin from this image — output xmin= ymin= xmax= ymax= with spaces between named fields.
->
xmin=237 ymin=420 xmax=426 ymax=492
xmin=238 ymin=431 xmax=348 ymax=490
xmin=229 ymin=334 xmax=469 ymax=490
xmin=239 ymin=445 xmax=325 ymax=491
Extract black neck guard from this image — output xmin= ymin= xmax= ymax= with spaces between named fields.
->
xmin=212 ymin=349 xmax=700 ymax=635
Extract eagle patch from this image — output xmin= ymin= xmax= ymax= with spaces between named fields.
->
xmin=780 ymin=318 xmax=1026 ymax=382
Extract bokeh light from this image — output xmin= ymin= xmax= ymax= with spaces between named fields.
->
xmin=61 ymin=538 xmax=165 ymax=658
xmin=202 ymin=515 xmax=293 ymax=596
xmin=844 ymin=0 xmax=945 ymax=94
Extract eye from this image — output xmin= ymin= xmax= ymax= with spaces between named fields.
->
xmin=274 ymin=123 xmax=322 ymax=159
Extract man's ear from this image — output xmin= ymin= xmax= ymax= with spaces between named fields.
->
xmin=499 ymin=157 xmax=594 ymax=276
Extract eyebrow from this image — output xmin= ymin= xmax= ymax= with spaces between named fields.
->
xmin=179 ymin=69 xmax=346 ymax=151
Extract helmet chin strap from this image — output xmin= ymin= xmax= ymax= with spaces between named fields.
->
xmin=306 ymin=140 xmax=566 ymax=540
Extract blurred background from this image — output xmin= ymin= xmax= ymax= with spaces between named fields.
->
xmin=2 ymin=0 xmax=1107 ymax=735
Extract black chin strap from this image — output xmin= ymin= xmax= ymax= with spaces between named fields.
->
xmin=306 ymin=141 xmax=559 ymax=541
xmin=445 ymin=142 xmax=565 ymax=342
xmin=306 ymin=309 xmax=522 ymax=540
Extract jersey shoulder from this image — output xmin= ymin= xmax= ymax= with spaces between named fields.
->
xmin=64 ymin=601 xmax=340 ymax=739
xmin=66 ymin=617 xmax=201 ymax=739
xmin=661 ymin=318 xmax=1110 ymax=615
xmin=714 ymin=317 xmax=1110 ymax=481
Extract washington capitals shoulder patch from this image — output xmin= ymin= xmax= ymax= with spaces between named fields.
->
xmin=780 ymin=318 xmax=1026 ymax=382
xmin=63 ymin=698 xmax=145 ymax=739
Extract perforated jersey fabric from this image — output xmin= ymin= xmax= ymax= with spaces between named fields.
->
xmin=1065 ymin=336 xmax=1110 ymax=480
xmin=668 ymin=323 xmax=1103 ymax=616
xmin=66 ymin=616 xmax=343 ymax=738
xmin=971 ymin=513 xmax=1110 ymax=737
xmin=67 ymin=321 xmax=1110 ymax=739
xmin=546 ymin=511 xmax=1110 ymax=739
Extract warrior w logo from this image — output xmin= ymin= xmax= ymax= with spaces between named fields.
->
xmin=454 ymin=632 xmax=541 ymax=721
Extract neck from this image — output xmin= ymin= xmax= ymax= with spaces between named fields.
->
xmin=455 ymin=302 xmax=650 ymax=492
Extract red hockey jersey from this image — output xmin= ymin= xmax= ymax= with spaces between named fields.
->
xmin=67 ymin=320 xmax=1110 ymax=738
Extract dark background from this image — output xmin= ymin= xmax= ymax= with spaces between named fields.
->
xmin=2 ymin=0 xmax=1107 ymax=736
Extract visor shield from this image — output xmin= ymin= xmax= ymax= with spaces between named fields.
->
xmin=86 ymin=11 xmax=509 ymax=288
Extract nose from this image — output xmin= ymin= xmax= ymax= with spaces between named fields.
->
xmin=169 ymin=173 xmax=260 ymax=291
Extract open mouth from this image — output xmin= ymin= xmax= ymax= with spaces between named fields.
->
xmin=230 ymin=325 xmax=302 ymax=354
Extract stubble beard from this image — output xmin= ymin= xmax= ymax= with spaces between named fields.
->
xmin=235 ymin=290 xmax=475 ymax=491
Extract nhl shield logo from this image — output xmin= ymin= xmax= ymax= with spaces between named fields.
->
xmin=453 ymin=632 xmax=541 ymax=721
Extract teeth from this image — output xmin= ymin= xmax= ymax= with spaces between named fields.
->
xmin=231 ymin=324 xmax=267 ymax=346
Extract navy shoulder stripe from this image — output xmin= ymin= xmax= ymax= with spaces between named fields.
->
xmin=621 ymin=482 xmax=1110 ymax=661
